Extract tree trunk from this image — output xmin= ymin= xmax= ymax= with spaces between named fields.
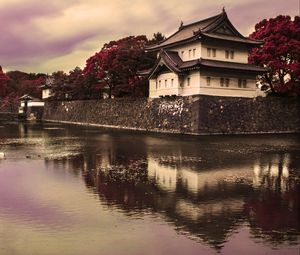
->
xmin=265 ymin=74 xmax=276 ymax=93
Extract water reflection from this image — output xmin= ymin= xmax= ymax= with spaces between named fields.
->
xmin=246 ymin=154 xmax=299 ymax=246
xmin=40 ymin=129 xmax=300 ymax=250
xmin=1 ymin=122 xmax=299 ymax=253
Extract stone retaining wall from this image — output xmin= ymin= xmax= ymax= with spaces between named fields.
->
xmin=44 ymin=97 xmax=193 ymax=133
xmin=43 ymin=96 xmax=300 ymax=135
xmin=196 ymin=96 xmax=300 ymax=134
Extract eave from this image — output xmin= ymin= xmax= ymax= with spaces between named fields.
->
xmin=182 ymin=58 xmax=268 ymax=73
xmin=148 ymin=54 xmax=268 ymax=79
xmin=146 ymin=36 xmax=200 ymax=52
xmin=201 ymin=33 xmax=263 ymax=47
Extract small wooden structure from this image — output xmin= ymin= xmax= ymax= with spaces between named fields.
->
xmin=19 ymin=94 xmax=44 ymax=120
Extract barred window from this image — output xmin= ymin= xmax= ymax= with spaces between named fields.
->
xmin=225 ymin=50 xmax=229 ymax=59
xmin=206 ymin=77 xmax=211 ymax=86
xmin=207 ymin=48 xmax=211 ymax=57
xmin=220 ymin=78 xmax=224 ymax=87
xmin=225 ymin=78 xmax=230 ymax=87
xmin=212 ymin=48 xmax=216 ymax=57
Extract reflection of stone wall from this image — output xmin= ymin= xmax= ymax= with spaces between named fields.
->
xmin=0 ymin=112 xmax=18 ymax=120
xmin=27 ymin=106 xmax=44 ymax=120
xmin=43 ymin=95 xmax=300 ymax=134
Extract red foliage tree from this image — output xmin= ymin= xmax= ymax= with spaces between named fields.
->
xmin=249 ymin=15 xmax=300 ymax=96
xmin=1 ymin=68 xmax=47 ymax=111
xmin=84 ymin=35 xmax=155 ymax=98
xmin=0 ymin=66 xmax=10 ymax=98
xmin=6 ymin=71 xmax=46 ymax=98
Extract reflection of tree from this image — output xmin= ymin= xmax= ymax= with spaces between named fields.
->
xmin=245 ymin=189 xmax=299 ymax=245
xmin=84 ymin=165 xmax=162 ymax=213
xmin=245 ymin=153 xmax=300 ymax=246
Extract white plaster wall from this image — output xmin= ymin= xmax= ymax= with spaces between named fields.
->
xmin=42 ymin=89 xmax=51 ymax=99
xmin=179 ymin=70 xmax=201 ymax=96
xmin=170 ymin=42 xmax=202 ymax=61
xmin=150 ymin=71 xmax=258 ymax=98
xmin=150 ymin=72 xmax=180 ymax=98
xmin=149 ymin=79 xmax=157 ymax=98
xmin=201 ymin=44 xmax=249 ymax=63
xmin=21 ymin=101 xmax=45 ymax=107
xmin=199 ymin=74 xmax=257 ymax=98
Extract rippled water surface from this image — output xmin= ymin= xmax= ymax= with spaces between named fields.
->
xmin=0 ymin=121 xmax=299 ymax=255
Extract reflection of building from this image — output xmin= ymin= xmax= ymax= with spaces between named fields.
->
xmin=148 ymin=158 xmax=252 ymax=194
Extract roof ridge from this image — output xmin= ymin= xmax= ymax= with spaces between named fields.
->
xmin=148 ymin=11 xmax=224 ymax=49
xmin=181 ymin=11 xmax=224 ymax=29
xmin=201 ymin=12 xmax=226 ymax=32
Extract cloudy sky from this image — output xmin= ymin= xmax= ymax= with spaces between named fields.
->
xmin=0 ymin=0 xmax=299 ymax=73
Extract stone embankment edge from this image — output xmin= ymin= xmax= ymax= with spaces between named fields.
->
xmin=43 ymin=119 xmax=298 ymax=136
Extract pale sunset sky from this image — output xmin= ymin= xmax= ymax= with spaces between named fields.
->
xmin=0 ymin=0 xmax=299 ymax=73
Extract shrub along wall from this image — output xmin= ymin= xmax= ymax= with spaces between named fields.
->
xmin=43 ymin=96 xmax=300 ymax=135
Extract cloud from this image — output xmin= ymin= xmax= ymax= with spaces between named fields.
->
xmin=0 ymin=0 xmax=104 ymax=70
xmin=0 ymin=0 xmax=298 ymax=73
xmin=228 ymin=0 xmax=300 ymax=35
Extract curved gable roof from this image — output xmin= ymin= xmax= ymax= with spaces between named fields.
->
xmin=148 ymin=50 xmax=183 ymax=79
xmin=146 ymin=10 xmax=262 ymax=51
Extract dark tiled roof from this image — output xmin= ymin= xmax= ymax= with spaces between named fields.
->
xmin=148 ymin=50 xmax=182 ymax=78
xmin=151 ymin=14 xmax=222 ymax=49
xmin=201 ymin=32 xmax=262 ymax=45
xmin=146 ymin=10 xmax=261 ymax=51
xmin=148 ymin=50 xmax=267 ymax=78
xmin=19 ymin=94 xmax=34 ymax=100
xmin=197 ymin=59 xmax=267 ymax=72
xmin=161 ymin=50 xmax=183 ymax=71
xmin=39 ymin=84 xmax=52 ymax=89
xmin=137 ymin=68 xmax=153 ymax=76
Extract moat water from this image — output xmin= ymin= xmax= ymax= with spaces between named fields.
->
xmin=0 ymin=121 xmax=299 ymax=255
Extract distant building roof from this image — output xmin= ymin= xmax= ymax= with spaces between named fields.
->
xmin=146 ymin=10 xmax=262 ymax=51
xmin=39 ymin=84 xmax=52 ymax=89
xmin=19 ymin=94 xmax=34 ymax=101
xmin=20 ymin=94 xmax=43 ymax=102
